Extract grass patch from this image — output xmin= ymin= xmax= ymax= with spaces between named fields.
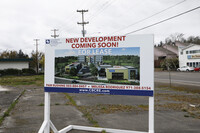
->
xmin=156 ymin=103 xmax=200 ymax=119
xmin=78 ymin=104 xmax=137 ymax=115
xmin=0 ymin=75 xmax=44 ymax=86
xmin=0 ymin=90 xmax=25 ymax=126
xmin=62 ymin=75 xmax=79 ymax=80
xmin=182 ymin=109 xmax=187 ymax=112
xmin=101 ymin=130 xmax=106 ymax=133
xmin=65 ymin=93 xmax=99 ymax=127
xmin=156 ymin=103 xmax=184 ymax=111
xmin=55 ymin=103 xmax=60 ymax=105
xmin=38 ymin=103 xmax=44 ymax=106
xmin=65 ymin=94 xmax=77 ymax=106
xmin=157 ymin=85 xmax=200 ymax=94
xmin=138 ymin=104 xmax=149 ymax=111
xmin=77 ymin=106 xmax=99 ymax=127
xmin=155 ymin=93 xmax=200 ymax=104
xmin=184 ymin=114 xmax=189 ymax=117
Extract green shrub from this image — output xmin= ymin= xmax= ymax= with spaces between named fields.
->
xmin=0 ymin=68 xmax=36 ymax=76
xmin=22 ymin=68 xmax=36 ymax=75
xmin=0 ymin=70 xmax=5 ymax=76
xmin=4 ymin=69 xmax=21 ymax=75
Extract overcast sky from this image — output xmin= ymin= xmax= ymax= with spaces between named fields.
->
xmin=0 ymin=0 xmax=200 ymax=55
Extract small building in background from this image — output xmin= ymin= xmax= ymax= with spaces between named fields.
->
xmin=0 ymin=58 xmax=32 ymax=70
xmin=154 ymin=41 xmax=189 ymax=68
xmin=178 ymin=43 xmax=200 ymax=67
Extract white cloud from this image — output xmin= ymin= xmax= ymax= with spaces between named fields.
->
xmin=0 ymin=0 xmax=200 ymax=54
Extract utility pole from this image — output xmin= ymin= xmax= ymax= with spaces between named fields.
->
xmin=51 ymin=29 xmax=59 ymax=38
xmin=77 ymin=9 xmax=89 ymax=37
xmin=34 ymin=39 xmax=39 ymax=74
xmin=165 ymin=44 xmax=172 ymax=88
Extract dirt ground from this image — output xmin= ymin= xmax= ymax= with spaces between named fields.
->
xmin=0 ymin=81 xmax=200 ymax=133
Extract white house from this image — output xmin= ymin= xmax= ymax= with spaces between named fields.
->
xmin=0 ymin=59 xmax=32 ymax=70
xmin=178 ymin=44 xmax=200 ymax=67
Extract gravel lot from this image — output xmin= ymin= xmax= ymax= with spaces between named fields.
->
xmin=0 ymin=73 xmax=199 ymax=133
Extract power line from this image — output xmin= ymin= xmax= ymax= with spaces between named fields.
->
xmin=57 ymin=0 xmax=90 ymax=36
xmin=61 ymin=1 xmax=96 ymax=33
xmin=125 ymin=6 xmax=200 ymax=35
xmin=59 ymin=1 xmax=114 ymax=36
xmin=111 ymin=0 xmax=186 ymax=34
xmin=89 ymin=0 xmax=115 ymax=21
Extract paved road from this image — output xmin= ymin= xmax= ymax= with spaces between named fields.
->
xmin=56 ymin=72 xmax=200 ymax=87
xmin=155 ymin=71 xmax=200 ymax=87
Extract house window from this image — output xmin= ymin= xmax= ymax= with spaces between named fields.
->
xmin=130 ymin=70 xmax=135 ymax=80
xmin=186 ymin=51 xmax=188 ymax=54
xmin=196 ymin=62 xmax=199 ymax=67
xmin=190 ymin=62 xmax=192 ymax=67
xmin=187 ymin=62 xmax=189 ymax=66
xmin=193 ymin=62 xmax=195 ymax=67
xmin=112 ymin=73 xmax=124 ymax=80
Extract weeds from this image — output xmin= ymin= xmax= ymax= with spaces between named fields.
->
xmin=0 ymin=90 xmax=26 ymax=125
xmin=65 ymin=93 xmax=99 ymax=127
xmin=38 ymin=103 xmax=44 ymax=106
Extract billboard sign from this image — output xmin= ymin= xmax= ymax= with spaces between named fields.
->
xmin=44 ymin=35 xmax=154 ymax=96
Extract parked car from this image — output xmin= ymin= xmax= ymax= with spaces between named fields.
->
xmin=72 ymin=80 xmax=79 ymax=83
xmin=194 ymin=67 xmax=200 ymax=72
xmin=177 ymin=66 xmax=194 ymax=72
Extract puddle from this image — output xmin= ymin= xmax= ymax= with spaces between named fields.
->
xmin=0 ymin=86 xmax=10 ymax=91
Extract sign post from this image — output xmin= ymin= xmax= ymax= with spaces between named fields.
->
xmin=39 ymin=35 xmax=154 ymax=133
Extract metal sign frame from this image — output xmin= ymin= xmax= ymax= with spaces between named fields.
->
xmin=38 ymin=92 xmax=154 ymax=133
xmin=38 ymin=35 xmax=154 ymax=133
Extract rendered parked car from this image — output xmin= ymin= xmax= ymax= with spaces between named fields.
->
xmin=194 ymin=67 xmax=200 ymax=72
xmin=177 ymin=66 xmax=194 ymax=72
xmin=72 ymin=80 xmax=79 ymax=83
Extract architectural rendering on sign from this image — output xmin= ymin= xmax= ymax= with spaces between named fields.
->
xmin=55 ymin=47 xmax=140 ymax=85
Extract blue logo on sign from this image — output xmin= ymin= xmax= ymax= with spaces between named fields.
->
xmin=109 ymin=70 xmax=115 ymax=72
xmin=187 ymin=55 xmax=191 ymax=59
xmin=46 ymin=39 xmax=50 ymax=44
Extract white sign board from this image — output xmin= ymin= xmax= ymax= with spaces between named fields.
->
xmin=44 ymin=35 xmax=154 ymax=96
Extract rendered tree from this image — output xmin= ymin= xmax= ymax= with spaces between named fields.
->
xmin=91 ymin=66 xmax=98 ymax=76
xmin=70 ymin=67 xmax=78 ymax=76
